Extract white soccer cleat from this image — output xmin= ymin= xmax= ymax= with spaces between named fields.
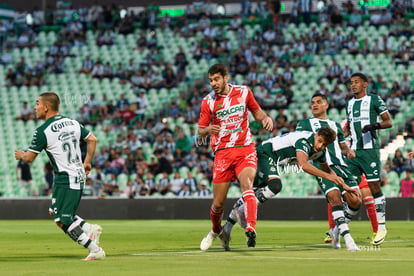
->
xmin=233 ymin=205 xmax=247 ymax=229
xmin=345 ymin=239 xmax=360 ymax=252
xmin=219 ymin=223 xmax=232 ymax=251
xmin=84 ymin=247 xmax=106 ymax=261
xmin=200 ymin=230 xmax=218 ymax=251
xmin=90 ymin=224 xmax=103 ymax=246
xmin=329 ymin=226 xmax=341 ymax=249
xmin=372 ymin=229 xmax=387 ymax=246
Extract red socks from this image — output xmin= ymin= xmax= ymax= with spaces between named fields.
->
xmin=327 ymin=204 xmax=335 ymax=230
xmin=210 ymin=205 xmax=223 ymax=234
xmin=364 ymin=196 xmax=378 ymax=233
xmin=243 ymin=190 xmax=257 ymax=231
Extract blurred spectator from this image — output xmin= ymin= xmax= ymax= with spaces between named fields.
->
xmin=331 ymin=85 xmax=346 ymax=111
xmin=391 ymin=149 xmax=407 ymax=176
xmin=42 ymin=162 xmax=54 ymax=196
xmin=103 ymin=173 xmax=119 ymax=196
xmin=348 ymin=9 xmax=362 ymax=27
xmin=16 ymin=160 xmax=34 ymax=196
xmin=197 ymin=181 xmax=212 ymax=197
xmin=82 ymin=178 xmax=94 ymax=196
xmin=121 ymin=179 xmax=136 ymax=199
xmin=183 ymin=171 xmax=198 ymax=193
xmin=91 ymin=59 xmax=104 ymax=79
xmin=0 ymin=48 xmax=12 ymax=66
xmin=102 ymin=62 xmax=113 ymax=79
xmin=152 ymin=149 xmax=173 ymax=175
xmin=170 ymin=171 xmax=184 ymax=194
xmin=15 ymin=102 xmax=34 ymax=122
xmin=121 ymin=103 xmax=135 ymax=125
xmin=158 ymin=171 xmax=172 ymax=195
xmin=399 ymin=170 xmax=414 ymax=197
xmin=89 ymin=167 xmax=105 ymax=196
xmin=177 ymin=183 xmax=192 ymax=197
xmin=385 ymin=91 xmax=401 ymax=117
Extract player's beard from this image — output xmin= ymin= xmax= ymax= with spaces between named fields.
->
xmin=215 ymin=82 xmax=227 ymax=95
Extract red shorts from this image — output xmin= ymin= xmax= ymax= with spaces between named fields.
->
xmin=212 ymin=146 xmax=257 ymax=184
xmin=358 ymin=174 xmax=369 ymax=189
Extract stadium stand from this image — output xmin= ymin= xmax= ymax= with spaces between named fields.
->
xmin=1 ymin=0 xmax=414 ymax=198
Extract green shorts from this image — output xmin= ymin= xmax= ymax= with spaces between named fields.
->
xmin=49 ymin=185 xmax=82 ymax=226
xmin=346 ymin=149 xmax=381 ymax=182
xmin=317 ymin=165 xmax=359 ymax=196
xmin=254 ymin=146 xmax=280 ymax=188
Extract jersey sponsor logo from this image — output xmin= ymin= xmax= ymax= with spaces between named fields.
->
xmin=222 ymin=117 xmax=243 ymax=126
xmin=216 ymin=104 xmax=245 ymax=119
xmin=51 ymin=120 xmax=75 ymax=132
xmin=217 ymin=103 xmax=225 ymax=110
xmin=370 ymin=162 xmax=376 ymax=168
xmin=58 ymin=131 xmax=76 ymax=142
xmin=224 ymin=127 xmax=243 ymax=134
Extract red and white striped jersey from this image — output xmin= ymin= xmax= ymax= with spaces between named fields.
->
xmin=198 ymin=84 xmax=261 ymax=152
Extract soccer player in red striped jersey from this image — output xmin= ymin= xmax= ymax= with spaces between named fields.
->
xmin=199 ymin=64 xmax=273 ymax=251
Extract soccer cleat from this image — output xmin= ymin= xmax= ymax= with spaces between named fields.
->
xmin=84 ymin=247 xmax=106 ymax=261
xmin=245 ymin=228 xmax=256 ymax=248
xmin=345 ymin=239 xmax=360 ymax=252
xmin=89 ymin=224 xmax=103 ymax=246
xmin=324 ymin=230 xmax=332 ymax=243
xmin=219 ymin=222 xmax=232 ymax=251
xmin=233 ymin=205 xmax=247 ymax=229
xmin=200 ymin=230 xmax=219 ymax=251
xmin=329 ymin=226 xmax=341 ymax=249
xmin=372 ymin=229 xmax=387 ymax=246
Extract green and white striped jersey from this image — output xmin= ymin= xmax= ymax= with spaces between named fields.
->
xmin=346 ymin=93 xmax=388 ymax=150
xmin=296 ymin=118 xmax=347 ymax=167
xmin=260 ymin=131 xmax=326 ymax=166
xmin=28 ymin=115 xmax=91 ymax=190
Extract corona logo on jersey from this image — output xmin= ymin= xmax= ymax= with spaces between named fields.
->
xmin=51 ymin=120 xmax=75 ymax=132
xmin=216 ymin=104 xmax=245 ymax=119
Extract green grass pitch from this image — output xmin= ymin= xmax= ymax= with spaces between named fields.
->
xmin=1 ymin=220 xmax=414 ymax=275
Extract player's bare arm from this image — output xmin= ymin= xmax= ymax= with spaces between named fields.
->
xmin=14 ymin=150 xmax=38 ymax=164
xmin=252 ymin=109 xmax=273 ymax=131
xmin=320 ymin=161 xmax=357 ymax=194
xmin=198 ymin=125 xmax=220 ymax=138
xmin=297 ymin=151 xmax=345 ymax=187
xmin=83 ymin=134 xmax=98 ymax=175
xmin=343 ymin=121 xmax=350 ymax=137
xmin=339 ymin=141 xmax=355 ymax=159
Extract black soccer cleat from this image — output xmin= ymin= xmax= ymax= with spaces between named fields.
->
xmin=245 ymin=229 xmax=256 ymax=248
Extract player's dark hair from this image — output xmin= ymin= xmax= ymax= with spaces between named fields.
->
xmin=317 ymin=126 xmax=337 ymax=145
xmin=40 ymin=92 xmax=60 ymax=111
xmin=311 ymin=92 xmax=328 ymax=102
xmin=351 ymin=72 xmax=368 ymax=83
xmin=208 ymin=63 xmax=228 ymax=77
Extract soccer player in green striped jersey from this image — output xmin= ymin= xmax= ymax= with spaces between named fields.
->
xmin=221 ymin=126 xmax=358 ymax=250
xmin=345 ymin=73 xmax=393 ymax=245
xmin=14 ymin=92 xmax=105 ymax=260
xmin=296 ymin=93 xmax=361 ymax=251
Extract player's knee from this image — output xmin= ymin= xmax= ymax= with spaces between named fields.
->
xmin=255 ymin=179 xmax=282 ymax=203
xmin=345 ymin=191 xmax=362 ymax=210
xmin=267 ymin=178 xmax=282 ymax=195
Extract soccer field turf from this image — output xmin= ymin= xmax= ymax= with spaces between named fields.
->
xmin=1 ymin=220 xmax=413 ymax=275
